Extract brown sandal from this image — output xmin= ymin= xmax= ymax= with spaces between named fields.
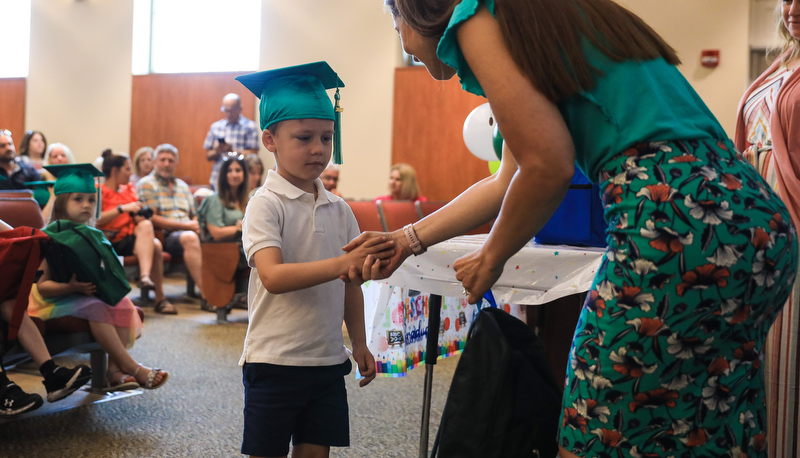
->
xmin=154 ymin=299 xmax=177 ymax=315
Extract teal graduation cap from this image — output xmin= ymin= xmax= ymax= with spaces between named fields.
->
xmin=23 ymin=180 xmax=56 ymax=208
xmin=236 ymin=61 xmax=346 ymax=164
xmin=43 ymin=163 xmax=105 ymax=218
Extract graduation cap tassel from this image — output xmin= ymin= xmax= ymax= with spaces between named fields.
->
xmin=333 ymin=88 xmax=343 ymax=165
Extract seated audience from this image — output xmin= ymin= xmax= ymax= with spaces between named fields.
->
xmin=197 ymin=152 xmax=248 ymax=243
xmin=96 ymin=150 xmax=176 ymax=314
xmin=373 ymin=162 xmax=427 ymax=203
xmin=136 ymin=144 xmax=205 ymax=303
xmin=244 ymin=153 xmax=264 ymax=197
xmin=131 ymin=146 xmax=154 ymax=184
xmin=321 ymin=162 xmax=342 ymax=197
xmin=31 ymin=164 xmax=168 ymax=391
xmin=17 ymin=130 xmax=48 ymax=170
xmin=0 ymin=130 xmax=40 ymax=190
xmin=0 ymin=218 xmax=91 ymax=416
xmin=197 ymin=153 xmax=249 ymax=311
xmin=40 ymin=143 xmax=76 ymax=181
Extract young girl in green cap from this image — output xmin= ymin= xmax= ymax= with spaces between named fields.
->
xmin=29 ymin=163 xmax=169 ymax=391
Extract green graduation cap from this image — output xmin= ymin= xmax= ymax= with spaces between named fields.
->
xmin=236 ymin=61 xmax=346 ymax=164
xmin=23 ymin=180 xmax=56 ymax=208
xmin=43 ymin=163 xmax=105 ymax=218
xmin=0 ymin=174 xmax=5 ymax=182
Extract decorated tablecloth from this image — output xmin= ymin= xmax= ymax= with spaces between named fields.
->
xmin=364 ymin=235 xmax=605 ymax=377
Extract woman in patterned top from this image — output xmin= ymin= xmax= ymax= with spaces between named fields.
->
xmin=345 ymin=0 xmax=800 ymax=456
xmin=735 ymin=2 xmax=800 ymax=456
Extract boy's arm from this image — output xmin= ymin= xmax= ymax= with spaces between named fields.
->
xmin=343 ymin=281 xmax=375 ymax=387
xmin=253 ymin=236 xmax=392 ymax=295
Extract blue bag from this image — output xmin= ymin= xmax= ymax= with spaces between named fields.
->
xmin=534 ymin=166 xmax=607 ymax=247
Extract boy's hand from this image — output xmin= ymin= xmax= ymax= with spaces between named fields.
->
xmin=343 ymin=235 xmax=395 ymax=274
xmin=68 ymin=274 xmax=96 ymax=295
xmin=352 ymin=345 xmax=376 ymax=387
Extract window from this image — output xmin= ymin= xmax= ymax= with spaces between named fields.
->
xmin=0 ymin=0 xmax=32 ymax=78
xmin=132 ymin=0 xmax=261 ymax=75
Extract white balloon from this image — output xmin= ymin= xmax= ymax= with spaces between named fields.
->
xmin=462 ymin=103 xmax=501 ymax=161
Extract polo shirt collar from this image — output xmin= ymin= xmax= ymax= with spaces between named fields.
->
xmin=264 ymin=169 xmax=338 ymax=204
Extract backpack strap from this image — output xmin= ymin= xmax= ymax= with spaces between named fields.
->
xmin=6 ymin=228 xmax=46 ymax=341
xmin=481 ymin=290 xmax=498 ymax=309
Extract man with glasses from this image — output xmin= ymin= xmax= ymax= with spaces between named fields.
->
xmin=0 ymin=130 xmax=40 ymax=191
xmin=203 ymin=93 xmax=259 ymax=190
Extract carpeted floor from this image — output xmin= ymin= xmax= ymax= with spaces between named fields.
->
xmin=0 ymin=279 xmax=459 ymax=457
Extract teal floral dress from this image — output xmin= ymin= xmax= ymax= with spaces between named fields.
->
xmin=437 ymin=0 xmax=799 ymax=456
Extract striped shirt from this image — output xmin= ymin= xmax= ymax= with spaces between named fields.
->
xmin=135 ymin=173 xmax=195 ymax=223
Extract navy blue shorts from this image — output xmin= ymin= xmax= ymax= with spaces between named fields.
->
xmin=163 ymin=231 xmax=186 ymax=257
xmin=241 ymin=359 xmax=352 ymax=457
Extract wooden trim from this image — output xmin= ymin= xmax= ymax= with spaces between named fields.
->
xmin=391 ymin=67 xmax=490 ymax=202
xmin=130 ymin=72 xmax=256 ymax=186
xmin=0 ymin=78 xmax=26 ymax=149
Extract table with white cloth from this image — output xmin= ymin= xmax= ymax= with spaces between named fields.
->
xmin=363 ymin=235 xmax=605 ymax=377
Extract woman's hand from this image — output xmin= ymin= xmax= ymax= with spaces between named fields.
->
xmin=68 ymin=274 xmax=96 ymax=296
xmin=342 ymin=230 xmax=410 ymax=281
xmin=121 ymin=202 xmax=142 ymax=214
xmin=453 ymin=248 xmax=503 ymax=305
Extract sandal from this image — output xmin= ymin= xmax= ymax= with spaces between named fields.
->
xmin=106 ymin=370 xmax=139 ymax=392
xmin=154 ymin=299 xmax=177 ymax=315
xmin=137 ymin=274 xmax=156 ymax=289
xmin=133 ymin=365 xmax=169 ymax=390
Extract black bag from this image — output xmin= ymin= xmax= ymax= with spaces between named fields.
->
xmin=431 ymin=307 xmax=563 ymax=458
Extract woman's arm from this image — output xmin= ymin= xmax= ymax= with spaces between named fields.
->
xmin=206 ymin=220 xmax=242 ymax=241
xmin=96 ymin=201 xmax=141 ymax=226
xmin=452 ymin=7 xmax=575 ymax=303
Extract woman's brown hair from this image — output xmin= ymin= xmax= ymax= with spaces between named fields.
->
xmin=386 ymin=0 xmax=680 ymax=103
xmin=217 ymin=154 xmax=250 ymax=211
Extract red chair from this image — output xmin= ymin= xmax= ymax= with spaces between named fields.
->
xmin=415 ymin=200 xmax=447 ymax=219
xmin=376 ymin=200 xmax=420 ymax=232
xmin=0 ymin=196 xmax=45 ymax=229
xmin=346 ymin=200 xmax=386 ymax=232
xmin=0 ymin=189 xmax=35 ymax=199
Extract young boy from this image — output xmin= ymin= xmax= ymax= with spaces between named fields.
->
xmin=236 ymin=62 xmax=392 ymax=458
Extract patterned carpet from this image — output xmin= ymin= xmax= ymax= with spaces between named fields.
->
xmin=0 ymin=278 xmax=458 ymax=457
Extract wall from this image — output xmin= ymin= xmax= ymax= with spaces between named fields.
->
xmin=618 ymin=0 xmax=750 ymax=135
xmin=19 ymin=1 xmax=756 ymax=198
xmin=26 ymin=0 xmax=134 ymax=160
xmin=257 ymin=0 xmax=400 ymax=199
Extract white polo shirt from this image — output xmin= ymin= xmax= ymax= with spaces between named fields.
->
xmin=240 ymin=169 xmax=360 ymax=366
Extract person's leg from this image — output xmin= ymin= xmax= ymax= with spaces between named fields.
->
xmin=179 ymin=231 xmax=204 ymax=295
xmin=0 ymin=300 xmax=91 ymax=401
xmin=0 ymin=300 xmax=50 ymax=367
xmin=88 ymin=320 xmax=166 ymax=388
xmin=133 ymin=220 xmax=155 ymax=278
xmin=0 ymin=368 xmax=43 ymax=416
xmin=150 ymin=237 xmax=166 ymax=301
xmin=290 ymin=444 xmax=329 ymax=458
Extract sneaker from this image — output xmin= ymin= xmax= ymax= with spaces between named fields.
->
xmin=43 ymin=365 xmax=92 ymax=402
xmin=0 ymin=382 xmax=44 ymax=416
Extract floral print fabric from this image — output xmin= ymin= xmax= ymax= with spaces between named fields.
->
xmin=559 ymin=139 xmax=798 ymax=457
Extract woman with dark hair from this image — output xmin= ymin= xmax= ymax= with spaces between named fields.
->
xmin=17 ymin=130 xmax=47 ymax=170
xmin=198 ymin=152 xmax=249 ymax=243
xmin=345 ymin=0 xmax=799 ymax=456
xmin=95 ymin=150 xmax=175 ymax=314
